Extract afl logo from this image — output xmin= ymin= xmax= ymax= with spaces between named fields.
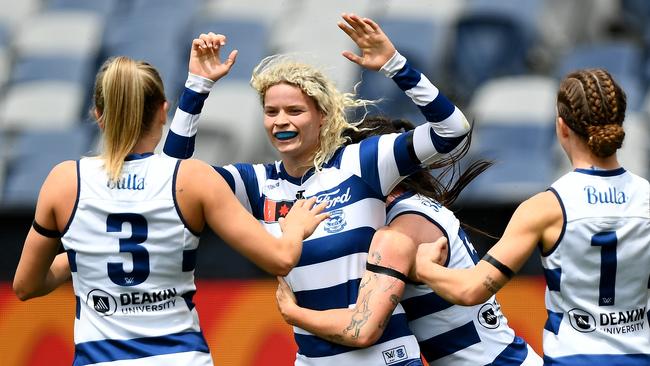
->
xmin=477 ymin=303 xmax=500 ymax=329
xmin=568 ymin=308 xmax=596 ymax=332
xmin=324 ymin=209 xmax=347 ymax=233
xmin=87 ymin=289 xmax=117 ymax=316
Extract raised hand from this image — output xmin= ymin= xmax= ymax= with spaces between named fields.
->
xmin=279 ymin=197 xmax=329 ymax=239
xmin=338 ymin=13 xmax=397 ymax=71
xmin=189 ymin=32 xmax=238 ymax=82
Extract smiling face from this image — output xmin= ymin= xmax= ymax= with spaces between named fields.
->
xmin=263 ymin=82 xmax=324 ymax=172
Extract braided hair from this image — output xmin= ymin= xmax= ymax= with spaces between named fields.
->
xmin=342 ymin=116 xmax=492 ymax=207
xmin=556 ymin=68 xmax=627 ymax=157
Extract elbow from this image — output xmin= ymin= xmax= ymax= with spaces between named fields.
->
xmin=453 ymin=286 xmax=490 ymax=307
xmin=352 ymin=331 xmax=382 ymax=348
xmin=13 ymin=281 xmax=35 ymax=302
xmin=267 ymin=255 xmax=297 ymax=277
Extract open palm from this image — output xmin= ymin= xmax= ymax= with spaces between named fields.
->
xmin=188 ymin=32 xmax=238 ymax=81
xmin=338 ymin=13 xmax=396 ymax=71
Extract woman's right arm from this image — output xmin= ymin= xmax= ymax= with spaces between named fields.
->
xmin=163 ymin=32 xmax=237 ymax=160
xmin=177 ymin=159 xmax=328 ymax=276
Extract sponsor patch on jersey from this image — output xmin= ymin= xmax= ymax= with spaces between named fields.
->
xmin=568 ymin=308 xmax=597 ymax=332
xmin=88 ymin=289 xmax=117 ymax=316
xmin=477 ymin=303 xmax=500 ymax=329
xmin=263 ymin=198 xmax=294 ymax=223
xmin=324 ymin=209 xmax=347 ymax=233
xmin=382 ymin=345 xmax=408 ymax=365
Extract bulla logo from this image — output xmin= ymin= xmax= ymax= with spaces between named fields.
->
xmin=107 ymin=174 xmax=145 ymax=190
xmin=584 ymin=185 xmax=626 ymax=204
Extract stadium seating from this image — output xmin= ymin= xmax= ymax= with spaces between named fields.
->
xmin=1 ymin=126 xmax=95 ymax=206
xmin=0 ymin=81 xmax=85 ymax=131
xmin=0 ymin=0 xmax=647 ymax=209
xmin=192 ymin=80 xmax=267 ymax=165
xmin=460 ymin=76 xmax=559 ymax=204
xmin=555 ymin=41 xmax=646 ymax=110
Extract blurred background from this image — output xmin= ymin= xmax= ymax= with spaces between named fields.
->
xmin=0 ymin=0 xmax=648 ymax=365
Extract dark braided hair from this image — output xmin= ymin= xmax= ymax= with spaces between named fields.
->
xmin=556 ymin=68 xmax=626 ymax=158
xmin=342 ymin=116 xmax=492 ymax=208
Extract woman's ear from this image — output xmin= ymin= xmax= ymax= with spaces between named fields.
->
xmin=94 ymin=108 xmax=104 ymax=130
xmin=160 ymin=101 xmax=169 ymax=125
xmin=557 ymin=116 xmax=570 ymax=138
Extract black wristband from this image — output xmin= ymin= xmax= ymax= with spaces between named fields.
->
xmin=482 ymin=253 xmax=515 ymax=279
xmin=366 ymin=262 xmax=409 ymax=283
xmin=32 ymin=220 xmax=63 ymax=238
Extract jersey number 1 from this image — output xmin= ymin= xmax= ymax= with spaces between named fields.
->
xmin=107 ymin=213 xmax=150 ymax=286
xmin=591 ymin=231 xmax=617 ymax=306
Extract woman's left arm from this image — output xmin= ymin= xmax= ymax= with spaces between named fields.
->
xmin=339 ymin=14 xmax=470 ymax=195
xmin=276 ymin=227 xmax=414 ymax=347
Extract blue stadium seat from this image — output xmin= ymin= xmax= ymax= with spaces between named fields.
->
xmin=46 ymin=0 xmax=118 ymax=15
xmin=2 ymin=126 xmax=96 ymax=207
xmin=460 ymin=76 xmax=558 ymax=204
xmin=101 ymin=0 xmax=201 ymax=101
xmin=448 ymin=9 xmax=535 ymax=103
xmin=555 ymin=41 xmax=645 ymax=110
xmin=10 ymin=55 xmax=95 ymax=88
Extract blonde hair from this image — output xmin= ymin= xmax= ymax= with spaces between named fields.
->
xmin=93 ymin=56 xmax=165 ymax=181
xmin=250 ymin=54 xmax=375 ymax=171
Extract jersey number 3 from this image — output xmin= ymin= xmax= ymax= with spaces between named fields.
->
xmin=591 ymin=231 xmax=617 ymax=306
xmin=107 ymin=213 xmax=150 ymax=286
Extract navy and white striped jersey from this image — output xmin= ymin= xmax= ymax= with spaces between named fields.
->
xmin=387 ymin=193 xmax=542 ymax=365
xmin=164 ymin=52 xmax=470 ymax=365
xmin=61 ymin=154 xmax=212 ymax=366
xmin=542 ymin=168 xmax=650 ymax=365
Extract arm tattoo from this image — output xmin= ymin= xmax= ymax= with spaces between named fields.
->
xmin=378 ymin=294 xmax=400 ymax=329
xmin=483 ymin=275 xmax=503 ymax=294
xmin=369 ymin=250 xmax=382 ymax=265
xmin=343 ymin=289 xmax=373 ymax=339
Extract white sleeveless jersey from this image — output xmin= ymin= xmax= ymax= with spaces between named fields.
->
xmin=542 ymin=168 xmax=650 ymax=365
xmin=386 ymin=193 xmax=542 ymax=366
xmin=164 ymin=53 xmax=470 ymax=365
xmin=60 ymin=154 xmax=212 ymax=366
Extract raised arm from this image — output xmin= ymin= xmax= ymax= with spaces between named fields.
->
xmin=339 ymin=14 xmax=470 ymax=196
xmin=415 ymin=191 xmax=562 ymax=305
xmin=13 ymin=161 xmax=76 ymax=300
xmin=176 ymin=159 xmax=328 ymax=276
xmin=163 ymin=32 xmax=237 ymax=159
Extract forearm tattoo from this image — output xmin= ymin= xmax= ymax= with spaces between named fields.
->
xmin=483 ymin=274 xmax=503 ymax=294
xmin=344 ymin=286 xmax=373 ymax=339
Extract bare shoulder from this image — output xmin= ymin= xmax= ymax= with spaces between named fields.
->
xmin=41 ymin=160 xmax=77 ymax=196
xmin=371 ymin=226 xmax=417 ymax=263
xmin=513 ymin=190 xmax=563 ymax=230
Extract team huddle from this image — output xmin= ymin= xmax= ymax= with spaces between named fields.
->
xmin=12 ymin=13 xmax=650 ymax=366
